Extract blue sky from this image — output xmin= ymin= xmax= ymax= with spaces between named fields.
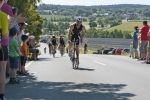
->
xmin=41 ymin=0 xmax=150 ymax=5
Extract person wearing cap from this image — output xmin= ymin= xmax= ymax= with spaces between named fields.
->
xmin=129 ymin=42 xmax=134 ymax=58
xmin=9 ymin=27 xmax=22 ymax=84
xmin=17 ymin=22 xmax=28 ymax=46
xmin=20 ymin=35 xmax=29 ymax=75
xmin=27 ymin=35 xmax=40 ymax=60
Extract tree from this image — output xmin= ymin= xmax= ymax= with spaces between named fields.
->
xmin=88 ymin=15 xmax=96 ymax=22
xmin=8 ymin=0 xmax=43 ymax=40
xmin=97 ymin=18 xmax=102 ymax=25
xmin=92 ymin=22 xmax=97 ymax=27
xmin=92 ymin=8 xmax=97 ymax=13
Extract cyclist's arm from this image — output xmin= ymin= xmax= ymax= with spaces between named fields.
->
xmin=81 ymin=26 xmax=86 ymax=39
xmin=68 ymin=25 xmax=73 ymax=41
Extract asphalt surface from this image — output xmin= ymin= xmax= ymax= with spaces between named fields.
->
xmin=5 ymin=43 xmax=150 ymax=100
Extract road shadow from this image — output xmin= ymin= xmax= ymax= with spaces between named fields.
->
xmin=34 ymin=58 xmax=52 ymax=61
xmin=76 ymin=68 xmax=95 ymax=71
xmin=5 ymin=74 xmax=135 ymax=100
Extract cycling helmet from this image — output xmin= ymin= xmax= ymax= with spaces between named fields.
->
xmin=76 ymin=16 xmax=83 ymax=22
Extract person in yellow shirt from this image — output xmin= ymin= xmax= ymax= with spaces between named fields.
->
xmin=0 ymin=0 xmax=9 ymax=100
xmin=20 ymin=35 xmax=29 ymax=75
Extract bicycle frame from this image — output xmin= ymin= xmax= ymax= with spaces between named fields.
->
xmin=71 ymin=38 xmax=79 ymax=69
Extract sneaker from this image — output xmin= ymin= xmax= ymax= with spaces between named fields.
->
xmin=0 ymin=96 xmax=7 ymax=100
xmin=9 ymin=78 xmax=20 ymax=84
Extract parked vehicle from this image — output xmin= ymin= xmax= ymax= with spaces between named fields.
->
xmin=121 ymin=48 xmax=130 ymax=54
xmin=103 ymin=48 xmax=115 ymax=54
xmin=115 ymin=48 xmax=123 ymax=55
xmin=93 ymin=50 xmax=101 ymax=54
xmin=108 ymin=48 xmax=116 ymax=55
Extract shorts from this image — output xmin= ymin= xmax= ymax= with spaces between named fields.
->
xmin=71 ymin=35 xmax=80 ymax=45
xmin=60 ymin=44 xmax=65 ymax=47
xmin=147 ymin=40 xmax=150 ymax=51
xmin=0 ymin=46 xmax=8 ymax=61
xmin=139 ymin=41 xmax=148 ymax=53
xmin=9 ymin=56 xmax=19 ymax=69
xmin=133 ymin=41 xmax=138 ymax=49
xmin=29 ymin=48 xmax=39 ymax=54
xmin=52 ymin=43 xmax=57 ymax=46
xmin=130 ymin=51 xmax=134 ymax=54
xmin=21 ymin=56 xmax=27 ymax=66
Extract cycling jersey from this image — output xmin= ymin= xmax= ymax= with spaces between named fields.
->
xmin=72 ymin=23 xmax=83 ymax=36
xmin=52 ymin=38 xmax=57 ymax=45
xmin=71 ymin=23 xmax=83 ymax=45
xmin=60 ymin=38 xmax=65 ymax=45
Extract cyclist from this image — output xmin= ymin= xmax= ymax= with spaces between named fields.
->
xmin=51 ymin=35 xmax=57 ymax=54
xmin=59 ymin=35 xmax=65 ymax=55
xmin=48 ymin=41 xmax=52 ymax=54
xmin=68 ymin=16 xmax=86 ymax=63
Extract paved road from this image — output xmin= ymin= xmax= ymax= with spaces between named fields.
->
xmin=5 ymin=43 xmax=150 ymax=100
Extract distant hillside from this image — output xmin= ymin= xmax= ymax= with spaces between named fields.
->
xmin=38 ymin=4 xmax=150 ymax=10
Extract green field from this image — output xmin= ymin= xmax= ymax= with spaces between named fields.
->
xmin=41 ymin=15 xmax=150 ymax=31
xmin=107 ymin=22 xmax=142 ymax=31
xmin=40 ymin=15 xmax=71 ymax=20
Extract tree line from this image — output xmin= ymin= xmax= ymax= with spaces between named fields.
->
xmin=43 ymin=19 xmax=70 ymax=35
xmin=86 ymin=28 xmax=132 ymax=39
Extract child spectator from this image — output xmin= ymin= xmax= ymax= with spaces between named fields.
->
xmin=129 ymin=42 xmax=134 ymax=58
xmin=20 ymin=35 xmax=29 ymax=75
xmin=9 ymin=27 xmax=22 ymax=84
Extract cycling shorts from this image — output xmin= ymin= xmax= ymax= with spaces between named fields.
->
xmin=71 ymin=35 xmax=80 ymax=45
xmin=0 ymin=46 xmax=8 ymax=61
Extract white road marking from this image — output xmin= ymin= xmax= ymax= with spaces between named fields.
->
xmin=93 ymin=60 xmax=106 ymax=66
xmin=25 ymin=61 xmax=34 ymax=68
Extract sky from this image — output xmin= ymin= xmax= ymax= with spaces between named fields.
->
xmin=41 ymin=0 xmax=150 ymax=5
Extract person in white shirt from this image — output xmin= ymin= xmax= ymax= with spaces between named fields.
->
xmin=17 ymin=22 xmax=28 ymax=46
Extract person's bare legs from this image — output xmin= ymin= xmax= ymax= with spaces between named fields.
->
xmin=9 ymin=68 xmax=17 ymax=78
xmin=76 ymin=45 xmax=79 ymax=58
xmin=135 ymin=49 xmax=138 ymax=58
xmin=0 ymin=61 xmax=7 ymax=94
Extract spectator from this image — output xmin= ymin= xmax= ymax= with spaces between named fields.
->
xmin=129 ymin=42 xmax=134 ymax=58
xmin=27 ymin=35 xmax=40 ymax=60
xmin=20 ymin=35 xmax=29 ymax=75
xmin=0 ymin=0 xmax=9 ymax=100
xmin=84 ymin=43 xmax=87 ymax=54
xmin=101 ymin=46 xmax=104 ymax=55
xmin=130 ymin=26 xmax=139 ymax=59
xmin=145 ymin=29 xmax=150 ymax=63
xmin=9 ymin=27 xmax=21 ymax=84
xmin=1 ymin=0 xmax=13 ymax=78
xmin=17 ymin=22 xmax=28 ymax=46
xmin=139 ymin=21 xmax=149 ymax=60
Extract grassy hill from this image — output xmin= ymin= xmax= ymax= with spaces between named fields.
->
xmin=107 ymin=20 xmax=150 ymax=32
xmin=41 ymin=14 xmax=150 ymax=32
